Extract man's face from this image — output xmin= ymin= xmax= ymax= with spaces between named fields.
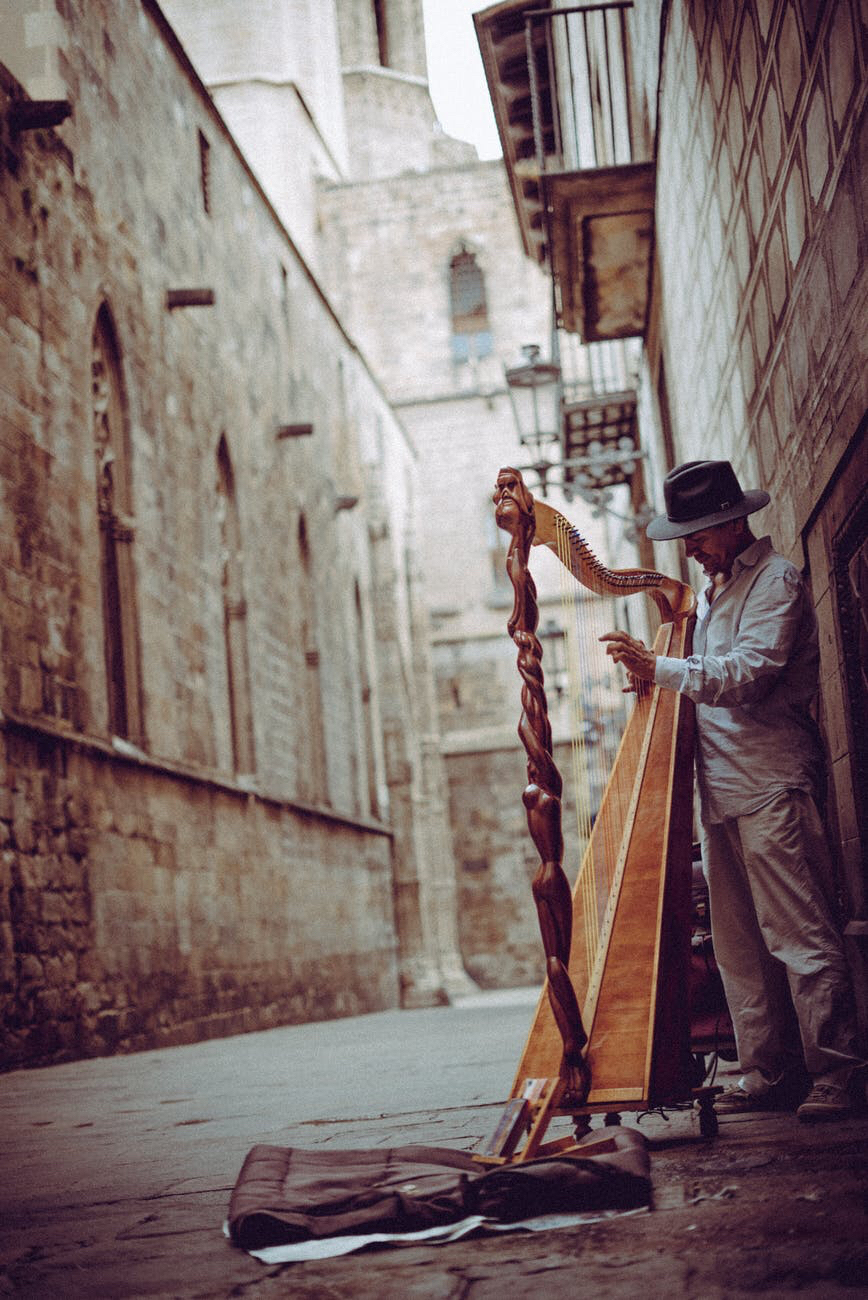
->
xmin=682 ymin=519 xmax=746 ymax=577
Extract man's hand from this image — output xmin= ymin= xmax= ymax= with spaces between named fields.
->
xmin=599 ymin=631 xmax=656 ymax=693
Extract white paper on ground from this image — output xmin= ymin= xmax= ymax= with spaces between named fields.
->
xmin=227 ymin=1206 xmax=649 ymax=1264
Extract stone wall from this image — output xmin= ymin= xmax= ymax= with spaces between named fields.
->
xmin=0 ymin=20 xmax=391 ymax=811
xmin=646 ymin=0 xmax=865 ymax=554
xmin=0 ymin=0 xmax=461 ymax=1067
xmin=446 ymin=739 xmax=593 ymax=989
xmin=159 ymin=0 xmax=348 ymax=274
xmin=1 ymin=725 xmax=396 ymax=1067
xmin=633 ymin=0 xmax=867 ymax=1007
xmin=319 ymin=160 xmax=553 ymax=405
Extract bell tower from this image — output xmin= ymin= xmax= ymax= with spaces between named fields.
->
xmin=336 ymin=0 xmax=428 ymax=78
xmin=336 ymin=0 xmax=457 ymax=179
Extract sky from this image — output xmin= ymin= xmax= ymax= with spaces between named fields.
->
xmin=421 ymin=0 xmax=502 ymax=159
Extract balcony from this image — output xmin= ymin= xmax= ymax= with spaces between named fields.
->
xmin=474 ymin=1 xmax=655 ymax=342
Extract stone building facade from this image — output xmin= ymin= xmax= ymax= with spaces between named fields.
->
xmin=163 ymin=0 xmax=642 ymax=993
xmin=160 ymin=0 xmax=607 ymax=992
xmin=0 ymin=0 xmax=470 ymax=1069
xmin=478 ymin=0 xmax=867 ymax=1022
xmin=316 ymin=71 xmax=604 ymax=989
xmin=318 ymin=159 xmax=559 ymax=987
xmin=319 ymin=154 xmax=634 ymax=986
xmin=637 ymin=0 xmax=867 ymax=1016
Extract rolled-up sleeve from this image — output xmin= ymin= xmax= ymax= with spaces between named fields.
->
xmin=654 ymin=569 xmax=805 ymax=707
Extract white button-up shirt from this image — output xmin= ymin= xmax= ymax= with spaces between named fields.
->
xmin=653 ymin=535 xmax=825 ymax=824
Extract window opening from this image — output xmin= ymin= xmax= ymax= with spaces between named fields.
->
xmin=449 ymin=246 xmax=492 ymax=364
xmin=91 ymin=305 xmax=143 ymax=742
xmin=373 ymin=0 xmax=389 ymax=66
xmin=198 ymin=129 xmax=211 ymax=215
xmin=297 ymin=513 xmax=329 ymax=803
xmin=355 ymin=582 xmax=379 ymax=818
xmin=280 ymin=262 xmax=289 ymax=320
xmin=216 ymin=437 xmax=255 ymax=774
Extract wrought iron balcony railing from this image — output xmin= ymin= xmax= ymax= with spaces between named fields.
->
xmin=476 ymin=2 xmax=656 ymax=342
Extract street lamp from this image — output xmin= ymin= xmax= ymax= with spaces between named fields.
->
xmin=504 ymin=346 xmax=650 ymax=533
xmin=504 ymin=344 xmax=562 ymax=495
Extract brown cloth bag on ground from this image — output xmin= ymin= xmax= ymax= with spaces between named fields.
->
xmin=228 ymin=1129 xmax=651 ymax=1250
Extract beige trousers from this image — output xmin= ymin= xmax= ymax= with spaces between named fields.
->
xmin=702 ymin=789 xmax=860 ymax=1083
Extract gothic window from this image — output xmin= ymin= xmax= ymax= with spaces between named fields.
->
xmin=449 ymin=245 xmax=492 ymax=365
xmin=355 ymin=581 xmax=379 ymax=818
xmin=91 ymin=305 xmax=143 ymax=742
xmin=216 ymin=437 xmax=255 ymax=774
xmin=297 ymin=513 xmax=329 ymax=804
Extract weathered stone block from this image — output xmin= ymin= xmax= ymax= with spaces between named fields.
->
xmin=11 ymin=817 xmax=37 ymax=855
xmin=39 ymin=891 xmax=68 ymax=925
xmin=17 ymin=953 xmax=44 ymax=988
xmin=75 ymin=982 xmax=106 ymax=1015
xmin=35 ymin=987 xmax=65 ymax=1019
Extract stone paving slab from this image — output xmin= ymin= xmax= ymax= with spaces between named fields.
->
xmin=2 ymin=992 xmax=867 ymax=1297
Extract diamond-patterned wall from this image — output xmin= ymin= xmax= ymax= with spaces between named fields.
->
xmin=645 ymin=0 xmax=867 ymax=995
xmin=654 ymin=0 xmax=864 ymax=546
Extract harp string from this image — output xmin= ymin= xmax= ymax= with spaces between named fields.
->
xmin=555 ymin=523 xmax=595 ymax=983
xmin=553 ymin=512 xmax=644 ymax=995
xmin=555 ymin=517 xmax=602 ymax=983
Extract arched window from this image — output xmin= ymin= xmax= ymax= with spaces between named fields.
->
xmin=355 ymin=581 xmax=379 ymax=818
xmin=216 ymin=437 xmax=255 ymax=775
xmin=91 ymin=305 xmax=143 ymax=742
xmin=297 ymin=514 xmax=329 ymax=804
xmin=448 ymin=245 xmax=492 ymax=365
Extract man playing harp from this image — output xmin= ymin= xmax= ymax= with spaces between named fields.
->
xmin=602 ymin=459 xmax=865 ymax=1123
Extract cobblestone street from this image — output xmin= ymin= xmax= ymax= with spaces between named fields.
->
xmin=2 ymin=991 xmax=866 ymax=1298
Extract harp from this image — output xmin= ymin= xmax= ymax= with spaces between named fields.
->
xmin=478 ymin=467 xmax=710 ymax=1163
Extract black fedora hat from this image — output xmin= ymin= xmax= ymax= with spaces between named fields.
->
xmin=646 ymin=460 xmax=770 ymax=540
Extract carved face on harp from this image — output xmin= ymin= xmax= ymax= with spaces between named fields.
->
xmin=493 ymin=466 xmax=534 ymax=534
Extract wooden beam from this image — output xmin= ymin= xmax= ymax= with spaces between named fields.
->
xmin=276 ymin=423 xmax=314 ymax=439
xmin=166 ymin=289 xmax=215 ymax=309
xmin=8 ymin=100 xmax=72 ymax=131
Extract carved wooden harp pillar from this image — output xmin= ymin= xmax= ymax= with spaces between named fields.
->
xmin=492 ymin=466 xmax=697 ymax=1130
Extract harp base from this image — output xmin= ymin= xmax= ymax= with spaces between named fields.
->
xmin=473 ymin=1077 xmax=566 ymax=1165
xmin=475 ymin=1080 xmax=723 ymax=1165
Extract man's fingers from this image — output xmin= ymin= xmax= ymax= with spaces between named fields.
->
xmin=599 ymin=630 xmax=654 ymax=688
xmin=599 ymin=631 xmax=630 ymax=660
xmin=599 ymin=630 xmax=645 ymax=652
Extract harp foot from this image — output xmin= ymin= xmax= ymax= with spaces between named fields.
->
xmin=604 ymin=1111 xmax=622 ymax=1127
xmin=572 ymin=1113 xmax=593 ymax=1140
xmin=699 ymin=1106 xmax=718 ymax=1139
xmin=694 ymin=1085 xmax=722 ymax=1139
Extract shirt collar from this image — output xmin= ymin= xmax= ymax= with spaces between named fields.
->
xmin=731 ymin=535 xmax=772 ymax=576
xmin=699 ymin=536 xmax=772 ymax=612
